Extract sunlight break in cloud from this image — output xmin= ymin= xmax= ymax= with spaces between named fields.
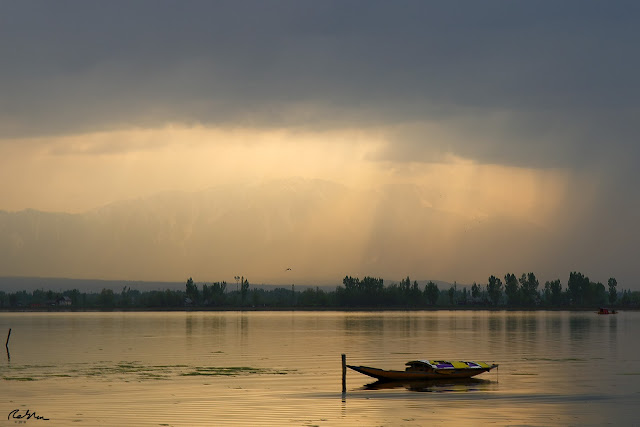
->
xmin=1 ymin=124 xmax=569 ymax=224
xmin=1 ymin=125 xmax=385 ymax=213
xmin=0 ymin=121 xmax=607 ymax=286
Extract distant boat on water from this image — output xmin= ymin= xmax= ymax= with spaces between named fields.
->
xmin=597 ymin=308 xmax=617 ymax=314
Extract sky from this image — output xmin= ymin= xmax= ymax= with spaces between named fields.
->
xmin=1 ymin=1 xmax=639 ymax=289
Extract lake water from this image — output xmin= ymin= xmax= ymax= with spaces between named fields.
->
xmin=1 ymin=310 xmax=638 ymax=426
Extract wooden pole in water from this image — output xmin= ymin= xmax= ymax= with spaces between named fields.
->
xmin=5 ymin=328 xmax=10 ymax=349
xmin=341 ymin=353 xmax=346 ymax=393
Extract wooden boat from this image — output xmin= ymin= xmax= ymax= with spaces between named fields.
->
xmin=347 ymin=360 xmax=498 ymax=381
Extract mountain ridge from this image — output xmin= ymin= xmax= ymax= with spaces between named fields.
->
xmin=0 ymin=178 xmax=543 ymax=285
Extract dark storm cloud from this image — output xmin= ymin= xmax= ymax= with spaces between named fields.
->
xmin=1 ymin=1 xmax=639 ymax=168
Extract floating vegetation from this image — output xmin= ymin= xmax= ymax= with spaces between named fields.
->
xmin=181 ymin=366 xmax=286 ymax=376
xmin=0 ymin=361 xmax=294 ymax=382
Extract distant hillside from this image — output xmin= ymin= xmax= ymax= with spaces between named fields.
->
xmin=0 ymin=276 xmax=457 ymax=294
xmin=0 ymin=178 xmax=542 ymax=285
xmin=0 ymin=276 xmax=339 ymax=293
xmin=0 ymin=276 xmax=182 ymax=293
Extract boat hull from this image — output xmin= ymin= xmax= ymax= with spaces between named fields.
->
xmin=347 ymin=364 xmax=497 ymax=381
xmin=363 ymin=377 xmax=490 ymax=391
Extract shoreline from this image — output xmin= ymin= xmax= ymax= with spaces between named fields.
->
xmin=0 ymin=306 xmax=631 ymax=313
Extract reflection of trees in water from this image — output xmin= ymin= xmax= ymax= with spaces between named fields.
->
xmin=505 ymin=314 xmax=519 ymax=332
xmin=544 ymin=315 xmax=563 ymax=336
xmin=567 ymin=315 xmax=596 ymax=357
xmin=568 ymin=314 xmax=623 ymax=361
xmin=184 ymin=314 xmax=229 ymax=339
xmin=477 ymin=315 xmax=493 ymax=331
xmin=521 ymin=315 xmax=539 ymax=354
xmin=500 ymin=313 xmax=541 ymax=355
xmin=184 ymin=316 xmax=194 ymax=354
xmin=344 ymin=316 xmax=384 ymax=334
xmin=343 ymin=314 xmax=442 ymax=353
xmin=186 ymin=314 xmax=193 ymax=337
xmin=569 ymin=316 xmax=593 ymax=341
xmin=504 ymin=313 xmax=538 ymax=332
xmin=203 ymin=314 xmax=227 ymax=332
xmin=395 ymin=316 xmax=423 ymax=338
xmin=608 ymin=316 xmax=618 ymax=355
xmin=343 ymin=316 xmax=386 ymax=351
xmin=522 ymin=316 xmax=538 ymax=333
xmin=421 ymin=316 xmax=438 ymax=333
xmin=486 ymin=315 xmax=504 ymax=353
xmin=238 ymin=314 xmax=248 ymax=337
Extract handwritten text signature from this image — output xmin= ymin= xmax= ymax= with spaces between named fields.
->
xmin=8 ymin=409 xmax=49 ymax=421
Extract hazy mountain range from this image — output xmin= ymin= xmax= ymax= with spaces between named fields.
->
xmin=0 ymin=178 xmax=543 ymax=289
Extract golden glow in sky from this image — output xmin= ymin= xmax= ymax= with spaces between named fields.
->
xmin=0 ymin=123 xmax=581 ymax=285
xmin=1 ymin=124 xmax=568 ymax=223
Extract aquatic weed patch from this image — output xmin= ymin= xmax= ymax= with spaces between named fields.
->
xmin=0 ymin=364 xmax=60 ymax=381
xmin=1 ymin=361 xmax=294 ymax=381
xmin=181 ymin=366 xmax=290 ymax=376
xmin=83 ymin=361 xmax=179 ymax=380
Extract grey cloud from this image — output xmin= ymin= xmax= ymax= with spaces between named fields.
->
xmin=379 ymin=107 xmax=640 ymax=170
xmin=1 ymin=1 xmax=639 ymax=168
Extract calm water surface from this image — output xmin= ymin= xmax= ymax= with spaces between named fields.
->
xmin=1 ymin=311 xmax=638 ymax=426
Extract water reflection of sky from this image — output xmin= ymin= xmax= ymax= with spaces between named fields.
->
xmin=1 ymin=311 xmax=638 ymax=425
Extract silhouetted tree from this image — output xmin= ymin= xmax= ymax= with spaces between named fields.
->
xmin=487 ymin=276 xmax=503 ymax=306
xmin=252 ymin=288 xmax=260 ymax=306
xmin=343 ymin=276 xmax=357 ymax=292
xmin=460 ymin=287 xmax=468 ymax=304
xmin=586 ymin=281 xmax=607 ymax=306
xmin=9 ymin=292 xmax=18 ymax=307
xmin=120 ymin=286 xmax=131 ymax=307
xmin=568 ymin=272 xmax=589 ymax=306
xmin=471 ymin=282 xmax=480 ymax=300
xmin=504 ymin=273 xmax=520 ymax=305
xmin=424 ymin=281 xmax=439 ymax=305
xmin=1 ymin=269 xmax=627 ymax=310
xmin=543 ymin=279 xmax=562 ymax=306
xmin=201 ymin=284 xmax=211 ymax=305
xmin=63 ymin=288 xmax=82 ymax=307
xmin=519 ymin=272 xmax=539 ymax=306
xmin=608 ymin=277 xmax=617 ymax=304
xmin=401 ymin=276 xmax=411 ymax=296
xmin=185 ymin=277 xmax=199 ymax=303
xmin=241 ymin=276 xmax=249 ymax=305
xmin=99 ymin=288 xmax=115 ymax=308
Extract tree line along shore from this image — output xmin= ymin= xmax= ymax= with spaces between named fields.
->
xmin=1 ymin=272 xmax=638 ymax=311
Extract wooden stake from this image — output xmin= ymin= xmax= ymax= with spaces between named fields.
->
xmin=5 ymin=328 xmax=10 ymax=349
xmin=342 ymin=353 xmax=346 ymax=393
